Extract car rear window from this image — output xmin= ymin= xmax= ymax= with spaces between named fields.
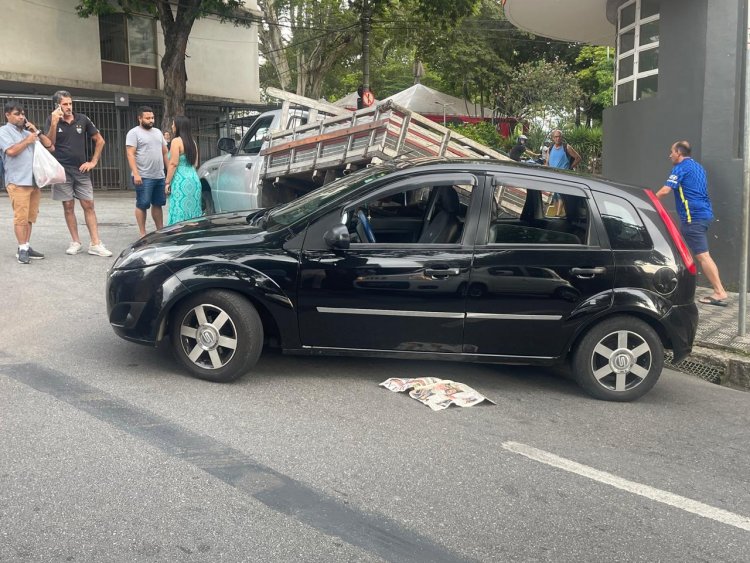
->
xmin=489 ymin=183 xmax=588 ymax=245
xmin=595 ymin=192 xmax=652 ymax=250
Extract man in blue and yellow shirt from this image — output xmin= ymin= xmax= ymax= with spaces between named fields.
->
xmin=655 ymin=141 xmax=727 ymax=306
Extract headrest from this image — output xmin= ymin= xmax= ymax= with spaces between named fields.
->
xmin=438 ymin=186 xmax=460 ymax=214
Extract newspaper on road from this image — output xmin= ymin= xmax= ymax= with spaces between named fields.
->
xmin=380 ymin=377 xmax=495 ymax=411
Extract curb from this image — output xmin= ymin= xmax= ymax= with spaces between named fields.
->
xmin=668 ymin=345 xmax=750 ymax=392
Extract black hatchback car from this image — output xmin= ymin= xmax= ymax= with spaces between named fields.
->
xmin=107 ymin=159 xmax=698 ymax=401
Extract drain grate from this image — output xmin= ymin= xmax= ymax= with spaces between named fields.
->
xmin=664 ymin=352 xmax=724 ymax=384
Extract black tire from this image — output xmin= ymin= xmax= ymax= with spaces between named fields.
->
xmin=201 ymin=186 xmax=215 ymax=215
xmin=170 ymin=290 xmax=263 ymax=383
xmin=572 ymin=316 xmax=663 ymax=401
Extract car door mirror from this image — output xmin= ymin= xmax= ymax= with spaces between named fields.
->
xmin=324 ymin=224 xmax=350 ymax=249
xmin=217 ymin=137 xmax=237 ymax=155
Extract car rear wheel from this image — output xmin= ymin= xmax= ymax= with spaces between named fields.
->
xmin=573 ymin=316 xmax=663 ymax=401
xmin=170 ymin=290 xmax=263 ymax=383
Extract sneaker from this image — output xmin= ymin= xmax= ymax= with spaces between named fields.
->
xmin=27 ymin=247 xmax=45 ymax=260
xmin=17 ymin=248 xmax=30 ymax=264
xmin=88 ymin=242 xmax=113 ymax=257
xmin=66 ymin=241 xmax=83 ymax=255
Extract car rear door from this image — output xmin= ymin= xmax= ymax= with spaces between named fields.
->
xmin=463 ymin=174 xmax=615 ymax=358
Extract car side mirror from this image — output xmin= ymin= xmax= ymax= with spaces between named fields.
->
xmin=324 ymin=224 xmax=350 ymax=249
xmin=217 ymin=137 xmax=237 ymax=155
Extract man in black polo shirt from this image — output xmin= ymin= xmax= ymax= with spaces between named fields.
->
xmin=45 ymin=90 xmax=112 ymax=257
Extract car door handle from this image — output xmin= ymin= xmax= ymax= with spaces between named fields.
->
xmin=570 ymin=267 xmax=607 ymax=278
xmin=246 ymin=163 xmax=253 ymax=169
xmin=425 ymin=267 xmax=460 ymax=278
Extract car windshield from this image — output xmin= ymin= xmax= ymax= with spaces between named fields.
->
xmin=265 ymin=162 xmax=403 ymax=229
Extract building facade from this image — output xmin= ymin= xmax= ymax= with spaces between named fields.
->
xmin=504 ymin=0 xmax=747 ymax=285
xmin=0 ymin=0 xmax=262 ymax=188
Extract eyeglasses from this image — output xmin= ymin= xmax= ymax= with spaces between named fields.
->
xmin=552 ymin=135 xmax=561 ymax=139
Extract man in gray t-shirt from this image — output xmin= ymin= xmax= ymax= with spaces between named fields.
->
xmin=126 ymin=106 xmax=168 ymax=237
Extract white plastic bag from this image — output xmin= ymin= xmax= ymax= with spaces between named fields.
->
xmin=32 ymin=140 xmax=66 ymax=187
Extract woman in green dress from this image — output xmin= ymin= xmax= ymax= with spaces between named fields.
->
xmin=165 ymin=116 xmax=202 ymax=225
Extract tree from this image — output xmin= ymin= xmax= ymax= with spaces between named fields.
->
xmin=574 ymin=46 xmax=614 ymax=127
xmin=258 ymin=0 xmax=479 ymax=99
xmin=348 ymin=0 xmax=480 ymax=92
xmin=257 ymin=0 xmax=359 ymax=98
xmin=257 ymin=0 xmax=292 ymax=92
xmin=76 ymin=0 xmax=254 ymax=129
xmin=494 ymin=60 xmax=581 ymax=122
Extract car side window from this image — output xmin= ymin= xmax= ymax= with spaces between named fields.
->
xmin=489 ymin=183 xmax=588 ymax=245
xmin=240 ymin=116 xmax=274 ymax=154
xmin=595 ymin=192 xmax=652 ymax=250
xmin=348 ymin=184 xmax=472 ymax=245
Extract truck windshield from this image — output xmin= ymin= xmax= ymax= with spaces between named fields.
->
xmin=265 ymin=162 xmax=401 ymax=229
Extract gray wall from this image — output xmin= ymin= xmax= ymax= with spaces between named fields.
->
xmin=602 ymin=0 xmax=746 ymax=286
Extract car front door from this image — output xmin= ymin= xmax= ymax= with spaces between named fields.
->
xmin=463 ymin=175 xmax=615 ymax=358
xmin=297 ymin=173 xmax=481 ymax=352
xmin=215 ymin=115 xmax=275 ymax=212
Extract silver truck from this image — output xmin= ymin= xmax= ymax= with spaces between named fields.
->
xmin=198 ymin=88 xmax=509 ymax=213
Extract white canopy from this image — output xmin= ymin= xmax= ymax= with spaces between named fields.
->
xmin=334 ymin=84 xmax=493 ymax=119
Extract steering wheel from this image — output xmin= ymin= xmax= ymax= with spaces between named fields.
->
xmin=356 ymin=210 xmax=376 ymax=243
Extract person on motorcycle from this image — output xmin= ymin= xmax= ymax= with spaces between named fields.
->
xmin=509 ymin=135 xmax=538 ymax=162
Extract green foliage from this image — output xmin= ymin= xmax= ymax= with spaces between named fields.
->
xmin=448 ymin=121 xmax=503 ymax=151
xmin=561 ymin=126 xmax=603 ymax=174
xmin=574 ymin=46 xmax=614 ymax=125
xmin=496 ymin=60 xmax=581 ymax=121
xmin=525 ymin=124 xmax=549 ymax=156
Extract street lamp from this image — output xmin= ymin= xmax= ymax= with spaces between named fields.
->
xmin=434 ymin=101 xmax=455 ymax=126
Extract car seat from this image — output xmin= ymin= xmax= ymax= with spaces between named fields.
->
xmin=417 ymin=186 xmax=461 ymax=244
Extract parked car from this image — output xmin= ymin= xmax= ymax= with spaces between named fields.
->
xmin=107 ymin=158 xmax=698 ymax=401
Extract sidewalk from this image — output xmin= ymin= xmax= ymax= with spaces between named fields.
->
xmin=677 ymin=287 xmax=750 ymax=391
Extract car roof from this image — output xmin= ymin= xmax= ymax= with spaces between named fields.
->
xmin=386 ymin=158 xmax=652 ymax=202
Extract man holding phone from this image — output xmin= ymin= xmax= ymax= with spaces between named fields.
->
xmin=0 ymin=101 xmax=51 ymax=263
xmin=44 ymin=90 xmax=112 ymax=257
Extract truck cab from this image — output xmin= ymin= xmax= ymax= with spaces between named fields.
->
xmin=198 ymin=109 xmax=307 ymax=212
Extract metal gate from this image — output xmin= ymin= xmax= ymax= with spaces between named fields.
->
xmin=1 ymin=93 xmax=227 ymax=190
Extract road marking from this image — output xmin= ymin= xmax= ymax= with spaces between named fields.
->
xmin=2 ymin=363 xmax=474 ymax=563
xmin=502 ymin=441 xmax=750 ymax=532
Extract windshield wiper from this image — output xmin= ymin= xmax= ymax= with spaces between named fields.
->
xmin=246 ymin=209 xmax=267 ymax=227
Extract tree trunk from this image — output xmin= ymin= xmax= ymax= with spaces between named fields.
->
xmin=156 ymin=0 xmax=200 ymax=131
xmin=257 ymin=0 xmax=292 ymax=91
xmin=160 ymin=35 xmax=190 ymax=130
xmin=296 ymin=51 xmax=308 ymax=96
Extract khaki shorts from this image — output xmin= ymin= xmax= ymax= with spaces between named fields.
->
xmin=6 ymin=184 xmax=41 ymax=225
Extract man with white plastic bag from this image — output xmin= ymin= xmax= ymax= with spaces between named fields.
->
xmin=0 ymin=101 xmax=51 ymax=264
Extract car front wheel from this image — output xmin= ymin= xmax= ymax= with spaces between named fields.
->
xmin=170 ymin=290 xmax=263 ymax=383
xmin=573 ymin=316 xmax=663 ymax=401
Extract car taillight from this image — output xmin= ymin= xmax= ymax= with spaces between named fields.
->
xmin=645 ymin=190 xmax=697 ymax=275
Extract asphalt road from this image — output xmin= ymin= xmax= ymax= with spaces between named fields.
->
xmin=1 ymin=193 xmax=749 ymax=562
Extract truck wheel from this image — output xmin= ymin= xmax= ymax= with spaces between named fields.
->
xmin=573 ymin=316 xmax=663 ymax=401
xmin=170 ymin=290 xmax=263 ymax=383
xmin=201 ymin=185 xmax=215 ymax=215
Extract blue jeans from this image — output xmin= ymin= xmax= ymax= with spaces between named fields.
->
xmin=134 ymin=177 xmax=166 ymax=210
